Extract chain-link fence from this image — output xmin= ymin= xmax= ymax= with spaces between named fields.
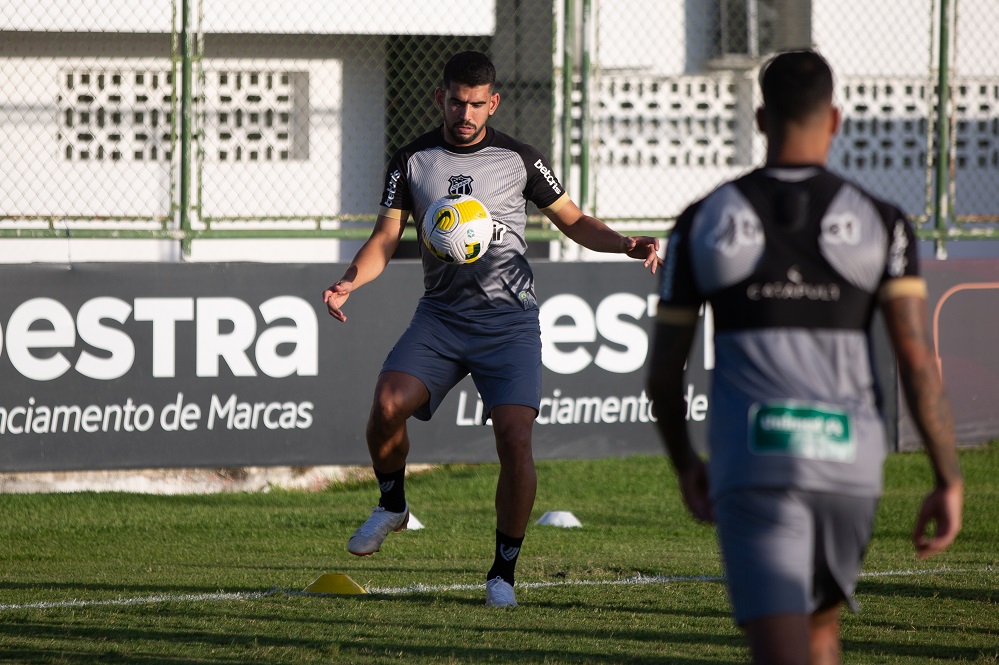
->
xmin=585 ymin=0 xmax=999 ymax=248
xmin=1 ymin=0 xmax=997 ymax=257
xmin=2 ymin=3 xmax=177 ymax=236
xmin=0 ymin=0 xmax=554 ymax=252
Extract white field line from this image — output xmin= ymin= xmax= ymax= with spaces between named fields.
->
xmin=0 ymin=566 xmax=991 ymax=612
xmin=0 ymin=589 xmax=280 ymax=611
xmin=363 ymin=573 xmax=723 ymax=595
xmin=364 ymin=565 xmax=993 ymax=595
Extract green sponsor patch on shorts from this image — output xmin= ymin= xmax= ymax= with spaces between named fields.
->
xmin=749 ymin=402 xmax=856 ymax=462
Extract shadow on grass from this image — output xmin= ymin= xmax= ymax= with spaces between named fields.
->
xmin=342 ymin=641 xmax=745 ymax=664
xmin=171 ymin=560 xmax=478 ymax=577
xmin=858 ymin=577 xmax=997 ymax=604
xmin=0 ymin=648 xmax=252 ymax=665
xmin=0 ymin=617 xmax=333 ymax=663
xmin=0 ymin=574 xmax=745 ymax=663
xmin=843 ymin=637 xmax=995 ymax=663
xmin=846 ymin=577 xmax=998 ymax=662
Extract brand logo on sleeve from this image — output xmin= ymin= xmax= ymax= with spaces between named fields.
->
xmin=381 ymin=169 xmax=401 ymax=208
xmin=533 ymin=159 xmax=562 ymax=195
xmin=887 ymin=220 xmax=909 ymax=277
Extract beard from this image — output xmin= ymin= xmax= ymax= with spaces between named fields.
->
xmin=448 ymin=121 xmax=485 ymax=145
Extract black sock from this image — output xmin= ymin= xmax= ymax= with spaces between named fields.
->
xmin=374 ymin=467 xmax=406 ymax=513
xmin=487 ymin=530 xmax=524 ymax=586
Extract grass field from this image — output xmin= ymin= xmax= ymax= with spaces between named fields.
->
xmin=0 ymin=443 xmax=996 ymax=664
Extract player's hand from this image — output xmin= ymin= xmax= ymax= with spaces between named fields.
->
xmin=322 ymin=280 xmax=353 ymax=323
xmin=624 ymin=236 xmax=663 ymax=274
xmin=678 ymin=458 xmax=714 ymax=524
xmin=912 ymin=480 xmax=963 ymax=559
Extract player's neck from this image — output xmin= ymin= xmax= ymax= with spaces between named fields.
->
xmin=765 ymin=125 xmax=832 ymax=167
xmin=765 ymin=140 xmax=829 ymax=167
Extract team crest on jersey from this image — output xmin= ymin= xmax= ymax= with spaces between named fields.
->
xmin=448 ymin=174 xmax=474 ymax=196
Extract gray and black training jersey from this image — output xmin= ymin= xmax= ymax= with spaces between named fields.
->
xmin=379 ymin=126 xmax=568 ymax=321
xmin=658 ymin=165 xmax=924 ymax=498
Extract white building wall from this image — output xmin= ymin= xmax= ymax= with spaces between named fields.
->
xmin=6 ymin=0 xmax=496 ymax=35
xmin=597 ymin=1 xmax=689 ymax=75
xmin=1 ymin=57 xmax=172 ymax=221
xmin=0 ymin=40 xmax=380 ymax=263
xmin=813 ymin=0 xmax=934 ymax=77
xmin=588 ymin=0 xmax=998 ymax=223
xmin=0 ymin=2 xmax=479 ymax=263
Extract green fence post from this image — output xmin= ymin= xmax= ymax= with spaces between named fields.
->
xmin=933 ymin=0 xmax=952 ymax=259
xmin=179 ymin=0 xmax=194 ymax=258
xmin=579 ymin=0 xmax=592 ymax=215
xmin=561 ymin=0 xmax=576 ymax=191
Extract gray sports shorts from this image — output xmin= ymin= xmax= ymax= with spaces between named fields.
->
xmin=381 ymin=306 xmax=542 ymax=423
xmin=714 ymin=488 xmax=879 ymax=625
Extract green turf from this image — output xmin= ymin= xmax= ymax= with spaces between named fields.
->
xmin=0 ymin=443 xmax=995 ymax=664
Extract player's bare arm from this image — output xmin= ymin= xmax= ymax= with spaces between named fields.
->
xmin=544 ymin=199 xmax=662 ymax=273
xmin=646 ymin=313 xmax=713 ymax=523
xmin=880 ymin=291 xmax=964 ymax=558
xmin=323 ymin=212 xmax=409 ymax=323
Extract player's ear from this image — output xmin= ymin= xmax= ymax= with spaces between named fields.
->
xmin=489 ymin=92 xmax=500 ymax=115
xmin=434 ymin=87 xmax=445 ymax=111
xmin=755 ymin=106 xmax=766 ymax=134
xmin=829 ymin=105 xmax=841 ymax=136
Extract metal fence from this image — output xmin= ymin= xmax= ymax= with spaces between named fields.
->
xmin=1 ymin=0 xmax=996 ymax=258
xmin=581 ymin=0 xmax=999 ymax=253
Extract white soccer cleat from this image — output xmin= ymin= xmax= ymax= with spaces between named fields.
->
xmin=347 ymin=504 xmax=409 ymax=556
xmin=485 ymin=577 xmax=517 ymax=608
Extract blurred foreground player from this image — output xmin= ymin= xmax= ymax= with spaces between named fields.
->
xmin=323 ymin=51 xmax=660 ymax=607
xmin=646 ymin=50 xmax=963 ymax=664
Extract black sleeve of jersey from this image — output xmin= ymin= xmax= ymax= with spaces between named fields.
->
xmin=380 ymin=129 xmax=446 ymax=213
xmin=517 ymin=143 xmax=566 ymax=209
xmin=658 ymin=202 xmax=704 ymax=308
xmin=379 ymin=148 xmax=412 ymax=213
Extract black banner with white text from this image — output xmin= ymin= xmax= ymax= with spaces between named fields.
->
xmin=0 ymin=259 xmax=993 ymax=471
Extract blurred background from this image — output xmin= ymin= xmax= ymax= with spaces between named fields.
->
xmin=1 ymin=0 xmax=996 ymax=262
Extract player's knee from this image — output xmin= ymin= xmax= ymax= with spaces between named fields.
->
xmin=367 ymin=396 xmax=410 ymax=432
xmin=493 ymin=427 xmax=533 ymax=464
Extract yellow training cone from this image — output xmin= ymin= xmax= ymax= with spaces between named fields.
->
xmin=303 ymin=573 xmax=367 ymax=594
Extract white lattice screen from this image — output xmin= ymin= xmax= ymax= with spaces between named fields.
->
xmin=953 ymin=81 xmax=999 ymax=171
xmin=207 ymin=69 xmax=305 ymax=163
xmin=597 ymin=74 xmax=739 ymax=168
xmin=597 ymin=73 xmax=999 ymax=173
xmin=836 ymin=79 xmax=930 ymax=171
xmin=59 ymin=66 xmax=307 ymax=164
xmin=58 ymin=68 xmax=174 ymax=162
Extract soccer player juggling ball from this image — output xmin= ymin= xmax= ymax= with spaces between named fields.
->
xmin=323 ymin=51 xmax=661 ymax=608
xmin=646 ymin=50 xmax=963 ymax=664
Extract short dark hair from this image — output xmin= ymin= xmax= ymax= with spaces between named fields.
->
xmin=442 ymin=50 xmax=496 ymax=89
xmin=760 ymin=50 xmax=834 ymax=124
